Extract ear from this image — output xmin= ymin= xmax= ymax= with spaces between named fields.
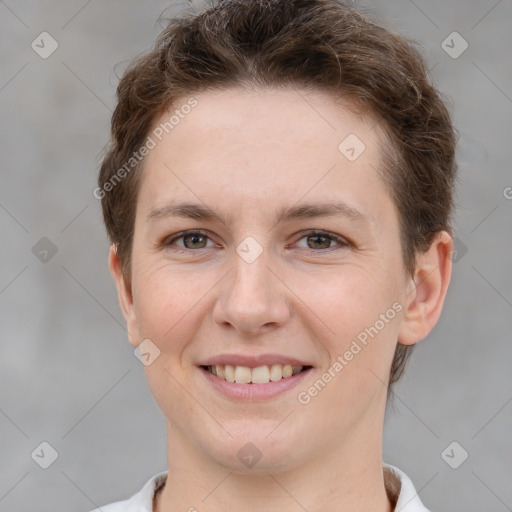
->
xmin=397 ymin=231 xmax=453 ymax=346
xmin=109 ymin=245 xmax=139 ymax=347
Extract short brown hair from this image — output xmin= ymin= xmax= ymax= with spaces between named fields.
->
xmin=98 ymin=0 xmax=457 ymax=387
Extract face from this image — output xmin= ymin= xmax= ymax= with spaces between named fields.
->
xmin=111 ymin=87 xmax=447 ymax=474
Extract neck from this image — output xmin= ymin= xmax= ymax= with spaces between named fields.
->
xmin=155 ymin=417 xmax=393 ymax=512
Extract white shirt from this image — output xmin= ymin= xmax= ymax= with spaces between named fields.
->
xmin=91 ymin=464 xmax=429 ymax=512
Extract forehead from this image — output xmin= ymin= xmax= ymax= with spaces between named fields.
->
xmin=138 ymin=87 xmax=392 ymax=225
xmin=150 ymin=87 xmax=383 ymax=151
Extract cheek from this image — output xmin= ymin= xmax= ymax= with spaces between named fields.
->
xmin=295 ymin=262 xmax=399 ymax=335
xmin=297 ymin=276 xmax=401 ymax=426
xmin=130 ymin=259 xmax=209 ymax=348
xmin=297 ymin=266 xmax=402 ymax=390
xmin=131 ymin=263 xmax=210 ymax=416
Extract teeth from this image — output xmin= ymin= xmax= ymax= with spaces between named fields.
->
xmin=207 ymin=364 xmax=304 ymax=384
xmin=282 ymin=364 xmax=293 ymax=378
xmin=224 ymin=364 xmax=235 ymax=382
xmin=234 ymin=365 xmax=251 ymax=384
xmin=291 ymin=365 xmax=302 ymax=376
xmin=251 ymin=365 xmax=270 ymax=384
xmin=269 ymin=364 xmax=283 ymax=382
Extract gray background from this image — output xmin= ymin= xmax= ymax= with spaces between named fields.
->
xmin=1 ymin=1 xmax=511 ymax=511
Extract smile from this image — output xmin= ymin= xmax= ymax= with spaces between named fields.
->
xmin=199 ymin=363 xmax=313 ymax=400
xmin=202 ymin=363 xmax=309 ymax=384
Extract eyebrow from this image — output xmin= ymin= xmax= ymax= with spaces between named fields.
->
xmin=147 ymin=200 xmax=369 ymax=226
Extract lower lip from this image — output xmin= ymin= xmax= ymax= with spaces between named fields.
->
xmin=199 ymin=366 xmax=313 ymax=400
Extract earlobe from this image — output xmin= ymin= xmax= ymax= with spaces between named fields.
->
xmin=108 ymin=246 xmax=139 ymax=347
xmin=397 ymin=231 xmax=453 ymax=346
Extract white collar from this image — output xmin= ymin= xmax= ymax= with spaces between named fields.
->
xmin=384 ymin=464 xmax=430 ymax=511
xmin=94 ymin=464 xmax=430 ymax=512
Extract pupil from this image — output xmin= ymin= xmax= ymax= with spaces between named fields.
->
xmin=310 ymin=235 xmax=329 ymax=249
xmin=186 ymin=234 xmax=205 ymax=249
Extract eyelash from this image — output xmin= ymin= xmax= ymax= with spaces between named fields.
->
xmin=161 ymin=229 xmax=349 ymax=254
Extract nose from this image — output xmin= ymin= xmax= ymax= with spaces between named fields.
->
xmin=212 ymin=247 xmax=291 ymax=337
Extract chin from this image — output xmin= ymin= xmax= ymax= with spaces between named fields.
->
xmin=200 ymin=424 xmax=305 ymax=474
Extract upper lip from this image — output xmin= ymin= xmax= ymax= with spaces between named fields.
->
xmin=199 ymin=354 xmax=312 ymax=368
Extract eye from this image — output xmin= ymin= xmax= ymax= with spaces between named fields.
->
xmin=294 ymin=230 xmax=349 ymax=251
xmin=161 ymin=229 xmax=349 ymax=254
xmin=163 ymin=230 xmax=216 ymax=252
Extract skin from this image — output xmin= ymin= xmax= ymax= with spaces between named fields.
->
xmin=109 ymin=87 xmax=453 ymax=512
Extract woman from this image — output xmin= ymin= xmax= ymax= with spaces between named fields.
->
xmin=93 ymin=0 xmax=455 ymax=510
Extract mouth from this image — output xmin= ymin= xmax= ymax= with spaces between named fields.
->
xmin=200 ymin=363 xmax=312 ymax=384
xmin=198 ymin=362 xmax=313 ymax=400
